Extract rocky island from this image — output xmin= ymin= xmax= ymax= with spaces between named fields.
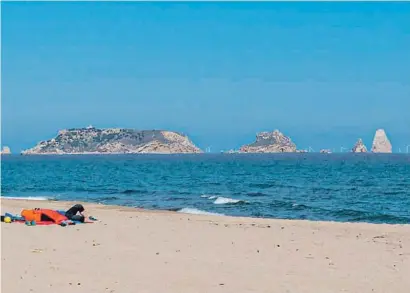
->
xmin=22 ymin=126 xmax=202 ymax=155
xmin=320 ymin=149 xmax=332 ymax=154
xmin=371 ymin=129 xmax=392 ymax=153
xmin=0 ymin=146 xmax=11 ymax=155
xmin=239 ymin=130 xmax=297 ymax=153
xmin=352 ymin=139 xmax=367 ymax=153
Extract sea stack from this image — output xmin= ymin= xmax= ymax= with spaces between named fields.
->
xmin=371 ymin=129 xmax=392 ymax=153
xmin=352 ymin=139 xmax=367 ymax=153
xmin=239 ymin=130 xmax=297 ymax=153
xmin=0 ymin=146 xmax=11 ymax=155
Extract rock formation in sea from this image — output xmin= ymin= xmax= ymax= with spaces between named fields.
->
xmin=320 ymin=149 xmax=332 ymax=154
xmin=21 ymin=126 xmax=202 ymax=155
xmin=351 ymin=139 xmax=367 ymax=153
xmin=239 ymin=130 xmax=297 ymax=153
xmin=371 ymin=129 xmax=392 ymax=153
xmin=0 ymin=146 xmax=11 ymax=155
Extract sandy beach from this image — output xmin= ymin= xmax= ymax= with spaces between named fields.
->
xmin=1 ymin=198 xmax=409 ymax=293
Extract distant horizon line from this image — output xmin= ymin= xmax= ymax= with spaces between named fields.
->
xmin=2 ymin=152 xmax=410 ymax=156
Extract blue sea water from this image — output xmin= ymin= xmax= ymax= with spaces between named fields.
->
xmin=1 ymin=154 xmax=409 ymax=224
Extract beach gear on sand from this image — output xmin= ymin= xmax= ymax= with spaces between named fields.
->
xmin=21 ymin=208 xmax=68 ymax=225
xmin=1 ymin=212 xmax=79 ymax=226
xmin=5 ymin=213 xmax=24 ymax=221
xmin=25 ymin=220 xmax=37 ymax=226
xmin=2 ymin=205 xmax=97 ymax=227
xmin=2 ymin=213 xmax=54 ymax=225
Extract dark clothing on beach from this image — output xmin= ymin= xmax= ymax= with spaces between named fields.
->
xmin=65 ymin=204 xmax=85 ymax=223
xmin=68 ymin=214 xmax=85 ymax=222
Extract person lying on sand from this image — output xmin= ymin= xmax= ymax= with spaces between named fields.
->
xmin=65 ymin=204 xmax=86 ymax=223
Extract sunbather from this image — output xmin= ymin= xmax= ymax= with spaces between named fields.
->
xmin=65 ymin=204 xmax=86 ymax=223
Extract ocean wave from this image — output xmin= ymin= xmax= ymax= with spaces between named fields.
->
xmin=165 ymin=196 xmax=187 ymax=201
xmin=327 ymin=208 xmax=410 ymax=224
xmin=330 ymin=208 xmax=369 ymax=218
xmin=201 ymin=194 xmax=218 ymax=199
xmin=0 ymin=196 xmax=51 ymax=201
xmin=201 ymin=194 xmax=246 ymax=205
xmin=213 ymin=197 xmax=245 ymax=205
xmin=248 ymin=183 xmax=275 ymax=189
xmin=177 ymin=208 xmax=224 ymax=216
xmin=291 ymin=203 xmax=310 ymax=210
xmin=382 ymin=190 xmax=406 ymax=196
xmin=275 ymin=184 xmax=304 ymax=190
xmin=247 ymin=192 xmax=268 ymax=197
xmin=120 ymin=189 xmax=146 ymax=195
xmin=95 ymin=196 xmax=120 ymax=201
xmin=350 ymin=213 xmax=410 ymax=224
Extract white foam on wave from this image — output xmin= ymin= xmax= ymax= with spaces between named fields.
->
xmin=201 ymin=194 xmax=218 ymax=199
xmin=178 ymin=208 xmax=224 ymax=216
xmin=213 ymin=197 xmax=244 ymax=205
xmin=0 ymin=196 xmax=51 ymax=201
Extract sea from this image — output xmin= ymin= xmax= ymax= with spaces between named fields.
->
xmin=1 ymin=154 xmax=409 ymax=224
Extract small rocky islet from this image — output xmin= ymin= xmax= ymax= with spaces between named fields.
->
xmin=352 ymin=139 xmax=367 ymax=153
xmin=0 ymin=146 xmax=11 ymax=155
xmin=238 ymin=130 xmax=297 ymax=153
xmin=19 ymin=126 xmax=395 ymax=155
xmin=237 ymin=128 xmax=393 ymax=154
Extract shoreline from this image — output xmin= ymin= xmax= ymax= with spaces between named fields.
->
xmin=2 ymin=198 xmax=410 ymax=293
xmin=1 ymin=197 xmax=409 ymax=227
xmin=0 ymin=199 xmax=410 ymax=293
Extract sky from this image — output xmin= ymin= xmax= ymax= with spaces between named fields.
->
xmin=1 ymin=1 xmax=410 ymax=152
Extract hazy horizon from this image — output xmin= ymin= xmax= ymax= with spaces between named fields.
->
xmin=1 ymin=126 xmax=409 ymax=154
xmin=2 ymin=2 xmax=409 ymax=152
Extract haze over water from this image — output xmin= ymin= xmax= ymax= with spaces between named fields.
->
xmin=2 ymin=154 xmax=409 ymax=224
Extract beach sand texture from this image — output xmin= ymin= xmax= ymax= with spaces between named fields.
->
xmin=1 ymin=199 xmax=409 ymax=293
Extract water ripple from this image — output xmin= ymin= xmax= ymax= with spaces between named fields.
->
xmin=2 ymin=154 xmax=409 ymax=224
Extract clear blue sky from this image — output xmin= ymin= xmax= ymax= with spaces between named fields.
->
xmin=2 ymin=2 xmax=410 ymax=152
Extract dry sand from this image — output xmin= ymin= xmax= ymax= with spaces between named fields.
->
xmin=1 ymin=198 xmax=409 ymax=293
